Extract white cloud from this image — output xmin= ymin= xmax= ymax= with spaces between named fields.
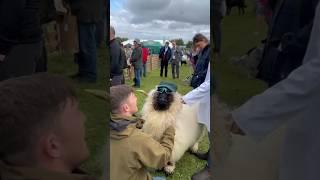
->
xmin=110 ymin=0 xmax=210 ymax=42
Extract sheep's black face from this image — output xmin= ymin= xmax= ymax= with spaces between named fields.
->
xmin=153 ymin=91 xmax=174 ymax=111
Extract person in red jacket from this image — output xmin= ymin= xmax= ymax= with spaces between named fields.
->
xmin=141 ymin=45 xmax=149 ymax=77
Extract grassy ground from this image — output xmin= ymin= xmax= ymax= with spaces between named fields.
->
xmin=48 ymin=49 xmax=107 ymax=176
xmin=214 ymin=0 xmax=268 ymax=106
xmin=127 ymin=64 xmax=209 ymax=180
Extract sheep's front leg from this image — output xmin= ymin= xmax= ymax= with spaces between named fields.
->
xmin=164 ymin=161 xmax=176 ymax=175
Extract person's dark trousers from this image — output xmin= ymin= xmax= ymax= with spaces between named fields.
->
xmin=134 ymin=68 xmax=141 ymax=87
xmin=111 ymin=74 xmax=124 ymax=86
xmin=77 ymin=22 xmax=97 ymax=81
xmin=122 ymin=74 xmax=125 ymax=84
xmin=160 ymin=60 xmax=168 ymax=77
xmin=35 ymin=40 xmax=48 ymax=72
xmin=95 ymin=12 xmax=106 ymax=48
xmin=0 ymin=42 xmax=42 ymax=81
xmin=171 ymin=62 xmax=179 ymax=78
xmin=213 ymin=14 xmax=222 ymax=53
xmin=142 ymin=63 xmax=147 ymax=77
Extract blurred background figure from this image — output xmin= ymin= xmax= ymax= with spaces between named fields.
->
xmin=69 ymin=0 xmax=104 ymax=83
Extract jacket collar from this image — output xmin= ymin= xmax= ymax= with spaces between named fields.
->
xmin=0 ymin=160 xmax=99 ymax=180
xmin=110 ymin=114 xmax=145 ymax=131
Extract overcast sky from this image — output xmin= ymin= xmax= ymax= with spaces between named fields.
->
xmin=110 ymin=0 xmax=210 ymax=43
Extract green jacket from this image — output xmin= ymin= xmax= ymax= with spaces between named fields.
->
xmin=110 ymin=114 xmax=175 ymax=180
xmin=68 ymin=0 xmax=104 ymax=23
xmin=0 ymin=160 xmax=99 ymax=180
xmin=130 ymin=47 xmax=143 ymax=69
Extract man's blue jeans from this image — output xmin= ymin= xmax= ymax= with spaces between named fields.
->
xmin=134 ymin=68 xmax=141 ymax=87
xmin=78 ymin=22 xmax=97 ymax=81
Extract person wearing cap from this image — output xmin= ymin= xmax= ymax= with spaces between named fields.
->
xmin=159 ymin=41 xmax=172 ymax=78
xmin=130 ymin=39 xmax=143 ymax=88
xmin=110 ymin=85 xmax=175 ymax=180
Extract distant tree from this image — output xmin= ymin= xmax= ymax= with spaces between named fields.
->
xmin=186 ymin=41 xmax=193 ymax=48
xmin=115 ymin=37 xmax=128 ymax=43
xmin=171 ymin=38 xmax=184 ymax=46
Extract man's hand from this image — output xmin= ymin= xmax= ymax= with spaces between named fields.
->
xmin=0 ymin=54 xmax=6 ymax=62
xmin=226 ymin=114 xmax=246 ymax=136
xmin=165 ymin=126 xmax=176 ymax=135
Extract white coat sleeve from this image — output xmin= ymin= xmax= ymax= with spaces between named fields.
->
xmin=232 ymin=5 xmax=320 ymax=141
xmin=183 ymin=79 xmax=210 ymax=105
xmin=183 ymin=64 xmax=211 ymax=104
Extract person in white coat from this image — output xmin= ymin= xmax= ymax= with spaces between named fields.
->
xmin=183 ymin=64 xmax=210 ymax=131
xmin=182 ymin=63 xmax=211 ymax=180
xmin=229 ymin=3 xmax=320 ymax=180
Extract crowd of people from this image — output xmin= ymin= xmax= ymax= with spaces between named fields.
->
xmin=110 ymin=25 xmax=200 ymax=89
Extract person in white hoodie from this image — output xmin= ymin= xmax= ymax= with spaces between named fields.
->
xmin=183 ymin=63 xmax=211 ymax=180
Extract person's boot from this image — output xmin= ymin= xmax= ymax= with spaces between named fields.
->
xmin=132 ymin=78 xmax=136 ymax=86
xmin=191 ymin=165 xmax=211 ymax=180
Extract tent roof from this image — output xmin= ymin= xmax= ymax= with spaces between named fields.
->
xmin=142 ymin=40 xmax=162 ymax=46
xmin=122 ymin=39 xmax=171 ymax=45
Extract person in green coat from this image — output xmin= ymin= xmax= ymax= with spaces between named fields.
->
xmin=130 ymin=39 xmax=143 ymax=88
xmin=110 ymin=85 xmax=175 ymax=180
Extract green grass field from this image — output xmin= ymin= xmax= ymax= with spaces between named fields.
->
xmin=128 ymin=64 xmax=210 ymax=180
xmin=214 ymin=0 xmax=268 ymax=106
xmin=48 ymin=49 xmax=107 ymax=176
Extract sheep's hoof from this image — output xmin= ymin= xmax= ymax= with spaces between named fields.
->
xmin=190 ymin=142 xmax=199 ymax=153
xmin=164 ymin=164 xmax=175 ymax=175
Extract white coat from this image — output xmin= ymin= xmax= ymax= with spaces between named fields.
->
xmin=232 ymin=3 xmax=320 ymax=180
xmin=183 ymin=63 xmax=210 ymax=131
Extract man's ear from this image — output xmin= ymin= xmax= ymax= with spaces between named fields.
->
xmin=43 ymin=134 xmax=63 ymax=159
xmin=123 ymin=103 xmax=129 ymax=113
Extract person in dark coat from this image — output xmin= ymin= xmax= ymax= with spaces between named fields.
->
xmin=0 ymin=0 xmax=43 ymax=81
xmin=130 ymin=39 xmax=143 ymax=88
xmin=110 ymin=26 xmax=124 ymax=86
xmin=68 ymin=0 xmax=104 ymax=83
xmin=190 ymin=34 xmax=210 ymax=89
xmin=159 ymin=41 xmax=172 ymax=78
